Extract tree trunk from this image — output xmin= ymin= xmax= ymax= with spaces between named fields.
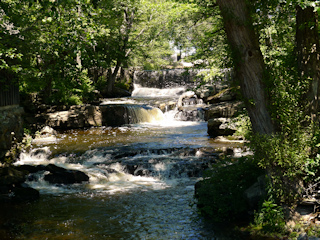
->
xmin=43 ymin=78 xmax=52 ymax=104
xmin=106 ymin=63 xmax=121 ymax=94
xmin=296 ymin=5 xmax=320 ymax=123
xmin=216 ymin=0 xmax=274 ymax=135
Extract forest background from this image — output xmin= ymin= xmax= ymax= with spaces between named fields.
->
xmin=1 ymin=0 xmax=320 ymax=237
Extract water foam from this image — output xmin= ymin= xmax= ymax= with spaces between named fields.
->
xmin=17 ymin=147 xmax=172 ymax=195
xmin=132 ymin=84 xmax=185 ymax=97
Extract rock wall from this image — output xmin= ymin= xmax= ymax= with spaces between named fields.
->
xmin=133 ymin=69 xmax=207 ymax=89
xmin=0 ymin=105 xmax=24 ymax=159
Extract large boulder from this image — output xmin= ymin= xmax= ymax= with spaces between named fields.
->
xmin=9 ymin=183 xmax=40 ymax=202
xmin=32 ymin=126 xmax=57 ymax=144
xmin=207 ymin=118 xmax=237 ymax=138
xmin=43 ymin=164 xmax=89 ymax=184
xmin=0 ymin=106 xmax=24 ymax=159
xmin=177 ymin=91 xmax=201 ymax=110
xmin=16 ymin=163 xmax=90 ymax=185
xmin=44 ymin=105 xmax=102 ymax=129
xmin=195 ymin=83 xmax=228 ymax=100
xmin=244 ymin=175 xmax=266 ymax=210
xmin=204 ymin=101 xmax=244 ymax=120
xmin=205 ymin=87 xmax=237 ymax=104
xmin=175 ymin=106 xmax=205 ymax=121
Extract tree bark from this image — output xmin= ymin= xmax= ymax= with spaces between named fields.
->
xmin=216 ymin=0 xmax=274 ymax=135
xmin=296 ymin=5 xmax=320 ymax=123
xmin=106 ymin=63 xmax=120 ymax=94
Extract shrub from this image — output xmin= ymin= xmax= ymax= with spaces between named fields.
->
xmin=195 ymin=157 xmax=264 ymax=222
xmin=249 ymin=129 xmax=318 ymax=204
xmin=253 ymin=198 xmax=286 ymax=234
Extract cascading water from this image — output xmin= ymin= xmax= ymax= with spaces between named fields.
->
xmin=0 ymin=84 xmax=245 ymax=240
xmin=131 ymin=83 xmax=186 ymax=98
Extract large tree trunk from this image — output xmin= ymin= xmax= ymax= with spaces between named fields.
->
xmin=296 ymin=5 xmax=320 ymax=123
xmin=216 ymin=0 xmax=274 ymax=135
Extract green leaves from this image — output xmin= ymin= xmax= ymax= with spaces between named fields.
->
xmin=253 ymin=198 xmax=286 ymax=234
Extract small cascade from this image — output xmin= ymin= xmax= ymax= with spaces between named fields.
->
xmin=14 ymin=144 xmax=218 ymax=195
xmin=126 ymin=105 xmax=164 ymax=123
xmin=132 ymin=84 xmax=185 ymax=97
xmin=100 ymin=104 xmax=165 ymax=126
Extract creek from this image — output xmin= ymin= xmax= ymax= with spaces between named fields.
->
xmin=0 ymin=84 xmax=245 ymax=240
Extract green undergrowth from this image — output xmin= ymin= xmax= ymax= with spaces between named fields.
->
xmin=195 ymin=156 xmax=265 ymax=223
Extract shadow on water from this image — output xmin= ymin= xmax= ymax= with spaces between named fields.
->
xmin=0 ymin=190 xmax=250 ymax=240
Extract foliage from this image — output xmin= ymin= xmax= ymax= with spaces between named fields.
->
xmin=252 ymin=196 xmax=286 ymax=234
xmin=1 ymin=0 xmax=205 ymax=103
xmin=195 ymin=157 xmax=264 ymax=222
xmin=250 ymin=131 xmax=310 ymax=204
xmin=230 ymin=112 xmax=251 ymax=138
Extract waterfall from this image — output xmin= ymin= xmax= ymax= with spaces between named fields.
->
xmin=100 ymin=104 xmax=165 ymax=126
xmin=126 ymin=105 xmax=164 ymax=123
xmin=131 ymin=84 xmax=185 ymax=97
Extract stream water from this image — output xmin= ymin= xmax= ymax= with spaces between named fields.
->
xmin=0 ymin=86 xmax=245 ymax=240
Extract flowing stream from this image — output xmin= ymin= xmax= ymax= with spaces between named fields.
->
xmin=0 ymin=85 xmax=245 ymax=240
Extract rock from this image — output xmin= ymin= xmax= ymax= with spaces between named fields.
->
xmin=204 ymin=101 xmax=244 ymax=120
xmin=298 ymin=233 xmax=308 ymax=240
xmin=0 ymin=167 xmax=39 ymax=203
xmin=101 ymin=87 xmax=131 ymax=98
xmin=0 ymin=167 xmax=26 ymax=186
xmin=10 ymin=183 xmax=40 ymax=202
xmin=44 ymin=105 xmax=102 ymax=129
xmin=15 ymin=164 xmax=46 ymax=174
xmin=39 ymin=126 xmax=57 ymax=135
xmin=244 ymin=175 xmax=266 ymax=210
xmin=195 ymin=82 xmax=228 ymax=100
xmin=85 ymin=105 xmax=103 ymax=126
xmin=0 ymin=106 xmax=24 ymax=159
xmin=133 ymin=69 xmax=204 ymax=89
xmin=0 ymin=183 xmax=40 ymax=202
xmin=100 ymin=104 xmax=129 ymax=127
xmin=207 ymin=118 xmax=237 ymax=138
xmin=42 ymin=103 xmax=165 ymax=129
xmin=15 ymin=163 xmax=90 ymax=185
xmin=177 ymin=91 xmax=202 ymax=110
xmin=206 ymin=88 xmax=236 ymax=104
xmin=158 ymin=101 xmax=176 ymax=112
xmin=32 ymin=126 xmax=58 ymax=143
xmin=175 ymin=106 xmax=205 ymax=121
xmin=44 ymin=164 xmax=89 ymax=184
